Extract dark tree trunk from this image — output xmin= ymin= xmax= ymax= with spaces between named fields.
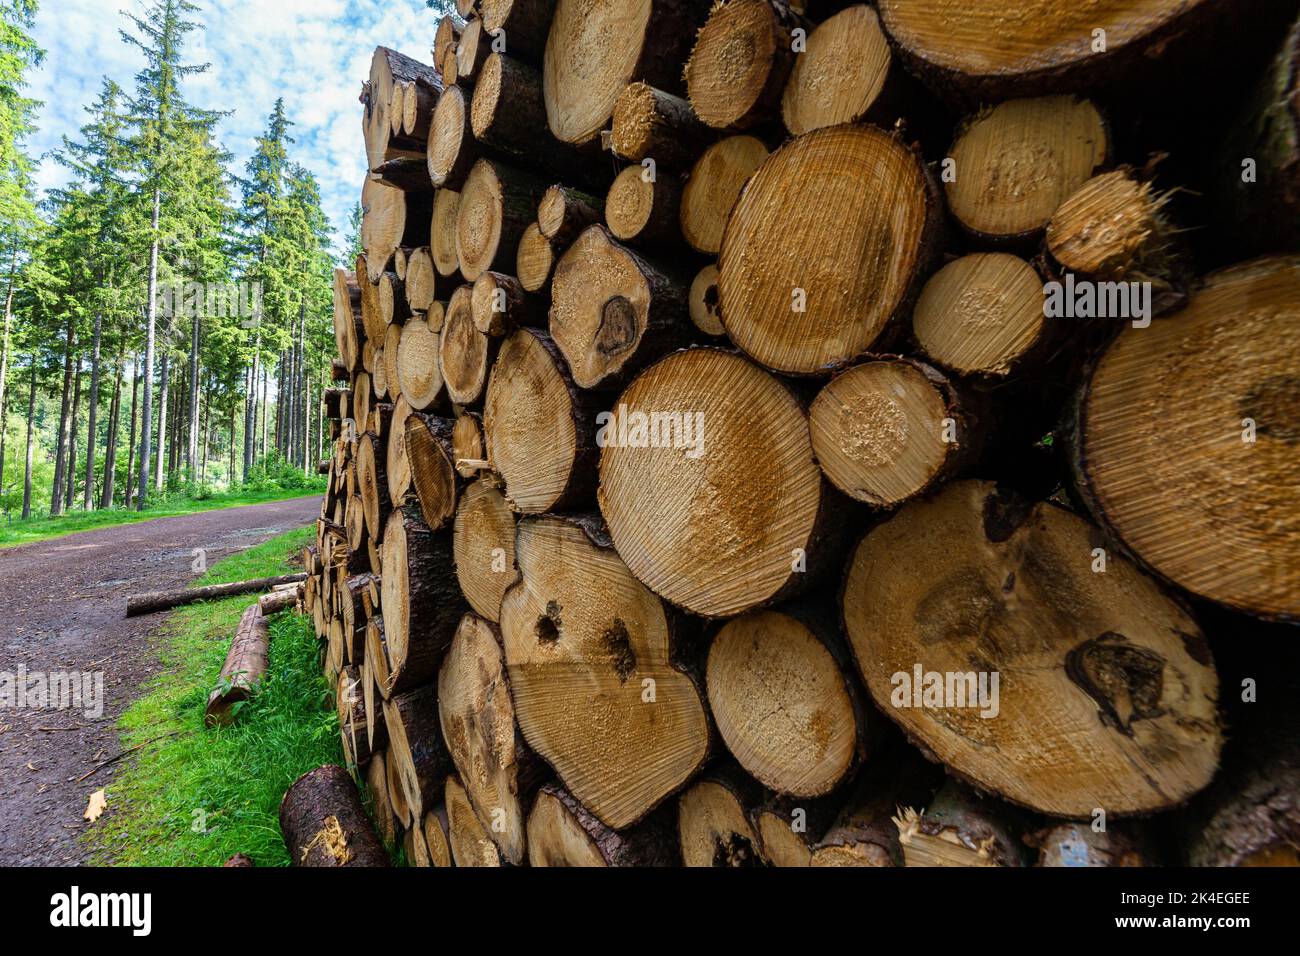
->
xmin=125 ymin=352 xmax=140 ymax=510
xmin=187 ymin=312 xmax=200 ymax=476
xmin=65 ymin=354 xmax=83 ymax=511
xmin=83 ymin=312 xmax=103 ymax=511
xmin=22 ymin=356 xmax=35 ymax=519
xmin=153 ymin=350 xmax=169 ymax=492
xmin=101 ymin=346 xmax=124 ymax=509
xmin=50 ymin=318 xmax=76 ymax=516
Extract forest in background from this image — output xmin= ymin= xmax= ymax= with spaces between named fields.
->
xmin=0 ymin=0 xmax=355 ymax=521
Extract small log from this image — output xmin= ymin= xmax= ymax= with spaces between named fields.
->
xmin=127 ymin=573 xmax=309 ymax=617
xmin=431 ymin=189 xmax=463 ymax=277
xmin=365 ymin=751 xmax=399 ymax=845
xmin=384 ymin=683 xmax=452 ymax=822
xmin=515 ymin=221 xmax=558 ymax=292
xmin=205 ymin=605 xmax=270 ymax=728
xmin=406 ymin=411 xmax=462 ymax=532
xmin=439 ymin=284 xmax=498 ymax=404
xmin=457 ymin=157 xmax=551 ymax=281
xmin=452 ymin=476 xmax=517 ymax=622
xmin=471 ymin=271 xmax=540 ymax=335
xmin=680 ymin=134 xmax=768 ymax=256
xmin=605 ymin=166 xmax=684 ymax=249
xmin=536 ymin=184 xmax=603 ymax=245
xmin=678 ymin=764 xmax=768 ymax=867
xmin=528 ymin=784 xmax=679 ymax=867
xmin=611 ymin=82 xmax=713 ymax=169
xmin=446 ymin=775 xmax=503 ymax=866
xmin=427 ymin=85 xmax=479 ymax=189
xmin=894 ymin=781 xmax=1030 ymax=868
xmin=280 ymin=764 xmax=390 ymax=867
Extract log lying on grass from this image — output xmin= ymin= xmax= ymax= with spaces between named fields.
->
xmin=842 ymin=480 xmax=1224 ymax=817
xmin=127 ymin=573 xmax=308 ymax=617
xmin=257 ymin=584 xmax=302 ymax=617
xmin=205 ymin=605 xmax=270 ymax=728
xmin=280 ymin=764 xmax=390 ymax=867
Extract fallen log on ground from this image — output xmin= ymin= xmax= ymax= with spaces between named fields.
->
xmin=280 ymin=764 xmax=390 ymax=867
xmin=126 ymin=573 xmax=308 ymax=617
xmin=205 ymin=605 xmax=270 ymax=728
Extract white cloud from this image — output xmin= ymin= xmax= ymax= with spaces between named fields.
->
xmin=28 ymin=0 xmax=447 ymax=259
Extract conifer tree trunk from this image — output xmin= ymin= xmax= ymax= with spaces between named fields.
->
xmin=101 ymin=347 xmax=124 ymax=509
xmin=66 ymin=355 xmax=83 ymax=511
xmin=125 ymin=352 xmax=140 ymax=509
xmin=138 ymin=188 xmax=160 ymax=511
xmin=188 ymin=311 xmax=200 ymax=477
xmin=84 ymin=312 xmax=103 ymax=511
xmin=0 ymin=242 xmax=15 ymax=495
xmin=50 ymin=318 xmax=76 ymax=516
xmin=22 ymin=356 xmax=35 ymax=519
xmin=154 ymin=350 xmax=169 ymax=492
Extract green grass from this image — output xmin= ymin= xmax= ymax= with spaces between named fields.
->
xmin=87 ymin=524 xmax=347 ymax=867
xmin=0 ymin=483 xmax=325 ymax=550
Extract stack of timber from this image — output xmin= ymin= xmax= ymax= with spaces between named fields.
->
xmin=291 ymin=0 xmax=1300 ymax=868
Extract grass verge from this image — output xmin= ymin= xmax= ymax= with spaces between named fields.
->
xmin=0 ymin=484 xmax=325 ymax=550
xmin=86 ymin=523 xmax=345 ymax=867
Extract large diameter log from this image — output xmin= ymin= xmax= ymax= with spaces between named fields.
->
xmin=598 ymin=347 xmax=840 ymax=618
xmin=482 ymin=327 xmax=598 ymax=513
xmin=808 ymin=357 xmax=980 ymax=507
xmin=406 ymin=411 xmax=461 ymax=532
xmin=446 ymin=775 xmax=503 ymax=866
xmin=543 ymin=0 xmax=713 ymax=146
xmin=501 ymin=514 xmax=711 ymax=829
xmin=439 ymin=285 xmax=497 ymax=404
xmin=946 ymin=96 xmax=1107 ymax=243
xmin=280 ymin=764 xmax=390 ymax=867
xmin=781 ymin=5 xmax=895 ymax=135
xmin=439 ymin=613 xmax=545 ymax=865
xmin=912 ymin=253 xmax=1050 ymax=378
xmin=684 ymin=0 xmax=806 ymax=130
xmin=678 ymin=765 xmax=767 ymax=867
xmin=611 ymin=82 xmax=713 ymax=169
xmin=452 ymin=476 xmax=517 ymax=622
xmin=707 ymin=606 xmax=868 ymax=798
xmin=396 ymin=312 xmax=446 ymax=411
xmin=379 ymin=505 xmax=467 ymax=694
xmin=528 ymin=784 xmax=678 ymax=866
xmin=127 ymin=573 xmax=308 ymax=617
xmin=204 ymin=605 xmax=270 ymax=727
xmin=362 ymin=174 xmax=433 ymax=284
xmin=876 ymin=0 xmax=1231 ymax=105
xmin=717 ymin=124 xmax=940 ymax=374
xmin=842 ymin=480 xmax=1224 ymax=817
xmin=1075 ymin=256 xmax=1300 ymax=619
xmin=457 ymin=158 xmax=550 ymax=281
xmin=680 ymin=134 xmax=768 ymax=256
xmin=549 ymin=225 xmax=692 ymax=390
xmin=384 ymin=683 xmax=452 ymax=822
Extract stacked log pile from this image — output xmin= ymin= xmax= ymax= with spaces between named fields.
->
xmin=297 ymin=0 xmax=1300 ymax=867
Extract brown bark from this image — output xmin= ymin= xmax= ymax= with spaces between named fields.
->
xmin=280 ymin=764 xmax=390 ymax=866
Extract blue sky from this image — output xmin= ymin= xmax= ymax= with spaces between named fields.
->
xmin=27 ymin=0 xmax=454 ymax=259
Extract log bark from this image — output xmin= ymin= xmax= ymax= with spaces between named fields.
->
xmin=280 ymin=764 xmax=390 ymax=866
xmin=127 ymin=574 xmax=308 ymax=617
xmin=612 ymin=83 xmax=713 ymax=169
xmin=457 ymin=157 xmax=551 ymax=281
xmin=528 ymin=784 xmax=679 ymax=866
xmin=205 ymin=605 xmax=270 ymax=727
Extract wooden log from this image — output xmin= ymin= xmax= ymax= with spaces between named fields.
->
xmin=528 ymin=784 xmax=679 ymax=866
xmin=480 ymin=0 xmax=556 ymax=64
xmin=446 ymin=775 xmax=503 ymax=866
xmin=384 ymin=683 xmax=452 ymax=822
xmin=338 ymin=664 xmax=381 ymax=768
xmin=339 ymin=573 xmax=374 ymax=666
xmin=434 ymin=16 xmax=463 ymax=82
xmin=452 ymin=410 xmax=486 ymax=478
xmin=452 ymin=476 xmax=517 ymax=622
xmin=127 ymin=573 xmax=308 ymax=617
xmin=365 ymin=47 xmax=441 ymax=173
xmin=455 ymin=17 xmax=493 ymax=85
xmin=1027 ymin=822 xmax=1155 ymax=867
xmin=422 ymin=807 xmax=454 ymax=867
xmin=431 ymin=188 xmax=463 ymax=277
xmin=204 ymin=605 xmax=270 ymax=727
xmin=365 ymin=751 xmax=399 ymax=845
xmin=379 ymin=504 xmax=467 ymax=694
xmin=371 ymin=157 xmax=433 ymax=193
xmin=750 ymin=793 xmax=842 ymax=867
xmin=357 ymin=431 xmax=391 ymax=540
xmin=378 ymin=271 xmax=410 ymax=328
xmin=439 ymin=284 xmax=497 ymax=404
xmin=611 ymin=82 xmax=713 ymax=169
xmin=894 ymin=781 xmax=1030 ymax=868
xmin=688 ymin=263 xmax=723 ymax=336
xmin=912 ymin=253 xmax=1051 ymax=378
xmin=500 ymin=514 xmax=711 ymax=828
xmin=684 ymin=0 xmax=807 ymax=130
xmin=405 ymin=247 xmax=438 ymax=314
xmin=385 ymin=396 xmax=416 ymax=507
xmin=679 ymin=135 xmax=768 ymax=256
xmin=332 ymin=269 xmax=365 ymax=374
xmin=471 ymin=271 xmax=540 ymax=335
xmin=717 ymin=125 xmax=941 ymax=374
xmin=457 ymin=157 xmax=551 ymax=281
xmin=258 ymin=587 xmax=300 ymax=617
xmin=406 ymin=411 xmax=461 ymax=532
xmin=385 ymin=731 xmax=413 ymax=828
xmin=483 ymin=327 xmax=599 ymax=513
xmin=280 ymin=764 xmax=390 ymax=867
xmin=807 ymin=357 xmax=981 ymax=507
xmin=678 ymin=765 xmax=767 ymax=867
xmin=549 ymin=225 xmax=692 ymax=390
xmin=404 ymin=76 xmax=437 ymax=140
xmin=605 ymin=166 xmax=684 ymax=249
xmin=536 ymin=184 xmax=602 ymax=245
xmin=782 ymin=5 xmax=897 ymax=135
xmin=362 ymin=175 xmax=433 ymax=284
xmin=842 ymin=479 xmax=1224 ymax=817
xmin=706 ymin=605 xmax=870 ymax=798
xmin=404 ymin=817 xmax=432 ymax=866
xmin=598 ymin=347 xmax=842 ymax=618
xmin=396 ymin=312 xmax=446 ymax=411
xmin=1072 ymin=255 xmax=1300 ymax=621
xmin=427 ymin=86 xmax=479 ymax=190
xmin=438 ymin=613 xmax=545 ymax=865
xmin=515 ymin=221 xmax=557 ymax=292
xmin=543 ymin=0 xmax=713 ymax=146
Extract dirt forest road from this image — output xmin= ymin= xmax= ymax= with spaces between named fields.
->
xmin=0 ymin=495 xmax=321 ymax=866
